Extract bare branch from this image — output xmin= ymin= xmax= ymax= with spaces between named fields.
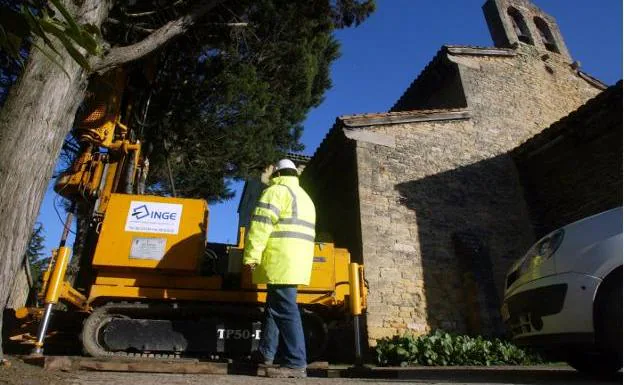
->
xmin=107 ymin=18 xmax=155 ymax=34
xmin=207 ymin=22 xmax=248 ymax=27
xmin=122 ymin=0 xmax=186 ymax=18
xmin=91 ymin=0 xmax=225 ymax=73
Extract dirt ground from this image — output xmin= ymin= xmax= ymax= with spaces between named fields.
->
xmin=0 ymin=357 xmax=354 ymax=385
xmin=1 ymin=356 xmax=621 ymax=385
xmin=0 ymin=357 xmax=66 ymax=385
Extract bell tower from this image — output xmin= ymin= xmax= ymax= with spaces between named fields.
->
xmin=482 ymin=0 xmax=572 ymax=61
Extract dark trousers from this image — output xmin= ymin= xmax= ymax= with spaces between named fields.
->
xmin=258 ymin=284 xmax=307 ymax=368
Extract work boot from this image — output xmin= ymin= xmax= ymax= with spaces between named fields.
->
xmin=265 ymin=366 xmax=307 ymax=378
xmin=250 ymin=350 xmax=273 ymax=366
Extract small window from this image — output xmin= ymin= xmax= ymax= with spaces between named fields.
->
xmin=534 ymin=17 xmax=560 ymax=53
xmin=507 ymin=7 xmax=533 ymax=45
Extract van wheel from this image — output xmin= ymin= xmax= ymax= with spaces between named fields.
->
xmin=595 ymin=269 xmax=622 ymax=356
xmin=567 ymin=352 xmax=622 ymax=375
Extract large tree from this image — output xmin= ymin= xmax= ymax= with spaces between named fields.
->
xmin=0 ymin=0 xmax=375 ymax=358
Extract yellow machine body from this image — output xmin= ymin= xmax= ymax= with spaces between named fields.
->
xmin=87 ymin=192 xmax=357 ymax=308
xmin=91 ymin=193 xmax=207 ymax=272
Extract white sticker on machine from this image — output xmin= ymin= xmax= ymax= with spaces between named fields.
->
xmin=130 ymin=237 xmax=167 ymax=260
xmin=125 ymin=201 xmax=183 ymax=234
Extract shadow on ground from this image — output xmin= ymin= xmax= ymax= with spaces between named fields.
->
xmin=339 ymin=366 xmax=622 ymax=384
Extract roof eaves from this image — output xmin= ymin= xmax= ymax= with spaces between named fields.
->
xmin=444 ymin=45 xmax=516 ymax=57
xmin=577 ymin=70 xmax=608 ymax=90
xmin=283 ymin=152 xmax=312 ymax=164
xmin=340 ymin=109 xmax=471 ymax=128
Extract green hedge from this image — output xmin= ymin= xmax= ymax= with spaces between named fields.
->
xmin=375 ymin=330 xmax=543 ymax=367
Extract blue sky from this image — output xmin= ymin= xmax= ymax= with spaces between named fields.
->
xmin=36 ymin=0 xmax=622 ymax=253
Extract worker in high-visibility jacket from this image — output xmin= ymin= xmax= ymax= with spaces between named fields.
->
xmin=243 ymin=158 xmax=315 ymax=378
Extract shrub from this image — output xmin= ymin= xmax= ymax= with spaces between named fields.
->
xmin=375 ymin=330 xmax=543 ymax=367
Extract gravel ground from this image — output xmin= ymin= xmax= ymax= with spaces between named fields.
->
xmin=0 ymin=357 xmax=66 ymax=385
xmin=1 ymin=356 xmax=621 ymax=385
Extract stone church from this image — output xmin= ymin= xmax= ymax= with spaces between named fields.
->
xmin=238 ymin=0 xmax=621 ymax=347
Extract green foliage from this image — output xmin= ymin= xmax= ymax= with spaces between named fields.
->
xmin=27 ymin=0 xmax=375 ymax=202
xmin=135 ymin=0 xmax=375 ymax=201
xmin=0 ymin=0 xmax=101 ymax=74
xmin=375 ymin=330 xmax=543 ymax=367
xmin=331 ymin=0 xmax=376 ymax=27
xmin=24 ymin=222 xmax=49 ymax=290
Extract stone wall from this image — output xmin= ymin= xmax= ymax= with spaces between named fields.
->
xmin=391 ymin=54 xmax=467 ymax=111
xmin=355 ymin=45 xmax=603 ymax=345
xmin=301 ymin=125 xmax=362 ymax=260
xmin=513 ymin=82 xmax=622 ymax=237
xmin=450 ymin=44 xmax=602 ymax=290
xmin=300 ymin=3 xmax=607 ymax=347
xmin=455 ymin=44 xmax=602 ymax=147
xmin=355 ymin=117 xmax=534 ymax=343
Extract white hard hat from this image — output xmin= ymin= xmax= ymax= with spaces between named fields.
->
xmin=274 ymin=159 xmax=297 ymax=172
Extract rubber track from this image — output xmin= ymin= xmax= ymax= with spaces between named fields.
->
xmin=81 ymin=301 xmax=263 ymax=360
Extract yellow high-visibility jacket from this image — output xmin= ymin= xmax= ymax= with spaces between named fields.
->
xmin=243 ymin=176 xmax=316 ymax=285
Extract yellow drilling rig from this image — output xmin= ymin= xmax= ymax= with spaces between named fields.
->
xmin=8 ymin=67 xmax=367 ymax=362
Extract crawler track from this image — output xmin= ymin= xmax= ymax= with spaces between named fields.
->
xmin=81 ymin=302 xmax=328 ymax=361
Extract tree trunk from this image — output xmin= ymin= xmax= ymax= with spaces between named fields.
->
xmin=0 ymin=0 xmax=110 ymax=359
xmin=0 ymin=0 xmax=219 ymax=358
xmin=6 ymin=261 xmax=32 ymax=309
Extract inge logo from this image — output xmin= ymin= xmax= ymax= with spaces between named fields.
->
xmin=131 ymin=204 xmax=150 ymax=220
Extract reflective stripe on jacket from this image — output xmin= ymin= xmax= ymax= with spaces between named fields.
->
xmin=242 ymin=176 xmax=316 ymax=285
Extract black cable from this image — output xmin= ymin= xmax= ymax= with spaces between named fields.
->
xmin=52 ymin=185 xmax=77 ymax=236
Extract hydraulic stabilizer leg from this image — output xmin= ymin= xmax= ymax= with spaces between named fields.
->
xmin=348 ymin=263 xmax=364 ymax=366
xmin=32 ymin=211 xmax=74 ymax=355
